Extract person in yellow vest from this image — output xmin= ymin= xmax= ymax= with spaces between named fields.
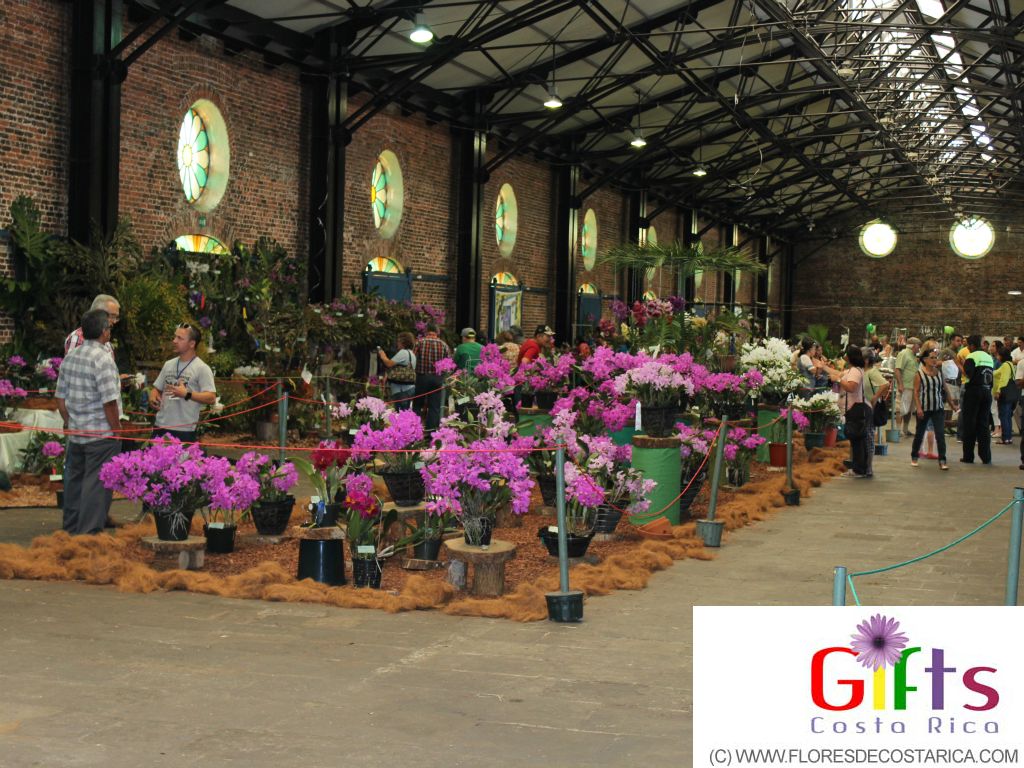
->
xmin=960 ymin=334 xmax=994 ymax=464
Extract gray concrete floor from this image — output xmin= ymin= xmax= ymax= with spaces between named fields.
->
xmin=1 ymin=436 xmax=1022 ymax=767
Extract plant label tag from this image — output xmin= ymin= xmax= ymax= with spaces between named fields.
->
xmin=414 ymin=461 xmax=425 ymax=470
xmin=547 ymin=525 xmax=559 ymax=533
xmin=310 ymin=495 xmax=321 ymax=505
xmin=209 ymin=522 xmax=225 ymax=529
xmin=457 ymin=397 xmax=470 ymax=405
xmin=49 ymin=474 xmax=63 ymax=482
xmin=356 ymin=545 xmax=376 ymax=555
xmin=349 ymin=428 xmax=358 ymax=435
xmin=301 ymin=366 xmax=313 ymax=385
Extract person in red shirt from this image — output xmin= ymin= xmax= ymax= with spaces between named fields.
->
xmin=518 ymin=325 xmax=554 ymax=364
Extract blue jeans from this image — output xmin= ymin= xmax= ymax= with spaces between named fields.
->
xmin=998 ymin=397 xmax=1014 ymax=441
xmin=911 ymin=410 xmax=946 ymax=461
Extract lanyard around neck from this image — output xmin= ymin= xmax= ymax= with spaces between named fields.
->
xmin=175 ymin=357 xmax=196 ymax=379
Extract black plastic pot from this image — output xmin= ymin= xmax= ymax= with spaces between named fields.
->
xmin=782 ymin=488 xmax=801 ymax=506
xmin=352 ymin=557 xmax=383 ymax=588
xmin=413 ymin=538 xmax=442 ymax=560
xmin=297 ymin=539 xmax=346 ymax=585
xmin=592 ymin=505 xmax=623 ymax=534
xmin=154 ymin=510 xmax=195 ymax=541
xmin=463 ymin=516 xmax=493 ymax=547
xmin=640 ymin=404 xmax=677 ymax=437
xmin=519 ymin=392 xmax=536 ymax=408
xmin=203 ymin=524 xmax=237 ymax=554
xmin=546 ymin=591 xmax=584 ymax=622
xmin=537 ymin=474 xmax=557 ymax=507
xmin=251 ymin=496 xmax=295 ymax=536
xmin=55 ymin=490 xmax=64 ymax=508
xmin=534 ymin=390 xmax=557 ymax=410
xmin=538 ymin=526 xmax=594 ymax=558
xmin=314 ymin=502 xmax=341 ymax=529
xmin=380 ymin=471 xmax=425 ymax=507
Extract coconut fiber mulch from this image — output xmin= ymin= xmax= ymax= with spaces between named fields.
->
xmin=0 ymin=445 xmax=848 ymax=621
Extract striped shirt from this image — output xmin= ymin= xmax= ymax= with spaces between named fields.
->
xmin=917 ymin=368 xmax=944 ymax=412
xmin=55 ymin=341 xmax=121 ymax=444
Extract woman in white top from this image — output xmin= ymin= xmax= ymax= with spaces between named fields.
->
xmin=839 ymin=345 xmax=869 ymax=478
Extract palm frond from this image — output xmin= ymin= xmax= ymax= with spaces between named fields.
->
xmin=598 ymin=241 xmax=765 ymax=278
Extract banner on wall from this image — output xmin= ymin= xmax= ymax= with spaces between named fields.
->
xmin=363 ymin=270 xmax=412 ymax=303
xmin=490 ymin=285 xmax=522 ymax=337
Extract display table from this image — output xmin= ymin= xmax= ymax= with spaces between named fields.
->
xmin=0 ymin=408 xmax=64 ymax=473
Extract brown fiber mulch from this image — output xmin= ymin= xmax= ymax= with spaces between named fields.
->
xmin=0 ymin=444 xmax=848 ymax=621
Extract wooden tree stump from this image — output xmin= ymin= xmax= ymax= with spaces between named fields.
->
xmin=140 ymin=536 xmax=206 ymax=571
xmin=443 ymin=539 xmax=517 ymax=596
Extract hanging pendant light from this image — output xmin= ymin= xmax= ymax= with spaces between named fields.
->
xmin=409 ymin=12 xmax=433 ymax=44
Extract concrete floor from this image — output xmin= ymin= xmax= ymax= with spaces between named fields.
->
xmin=1 ymin=436 xmax=1022 ymax=767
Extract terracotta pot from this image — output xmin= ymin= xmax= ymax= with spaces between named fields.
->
xmin=768 ymin=442 xmax=788 ymax=468
xmin=824 ymin=426 xmax=838 ymax=447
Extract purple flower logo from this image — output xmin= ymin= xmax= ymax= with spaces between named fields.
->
xmin=850 ymin=614 xmax=909 ymax=671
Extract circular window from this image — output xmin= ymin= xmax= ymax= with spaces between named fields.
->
xmin=647 ymin=225 xmax=658 ymax=246
xmin=581 ymin=209 xmax=598 ymax=270
xmin=859 ymin=220 xmax=897 ymax=258
xmin=174 ymin=234 xmax=228 ymax=254
xmin=176 ymin=100 xmax=229 ymax=212
xmin=370 ymin=150 xmax=404 ymax=239
xmin=950 ymin=217 xmax=994 ymax=259
xmin=495 ymin=183 xmax=518 ymax=257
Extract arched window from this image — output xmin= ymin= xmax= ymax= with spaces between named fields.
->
xmin=371 ymin=150 xmax=404 ymax=239
xmin=578 ymin=282 xmax=598 ymax=294
xmin=174 ymin=234 xmax=228 ymax=254
xmin=366 ymin=257 xmax=403 ymax=274
xmin=642 ymin=289 xmax=657 ymax=300
xmin=492 ymin=271 xmax=519 ymax=286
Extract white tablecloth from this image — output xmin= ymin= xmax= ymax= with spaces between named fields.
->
xmin=0 ymin=408 xmax=64 ymax=473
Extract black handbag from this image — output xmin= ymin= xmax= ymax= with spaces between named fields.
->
xmin=872 ymin=399 xmax=890 ymax=427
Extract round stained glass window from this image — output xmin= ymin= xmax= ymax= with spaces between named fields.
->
xmin=581 ymin=209 xmax=598 ymax=270
xmin=370 ymin=150 xmax=404 ymax=239
xmin=859 ymin=220 xmax=897 ymax=258
xmin=176 ymin=100 xmax=229 ymax=212
xmin=950 ymin=217 xmax=994 ymax=259
xmin=495 ymin=183 xmax=518 ymax=257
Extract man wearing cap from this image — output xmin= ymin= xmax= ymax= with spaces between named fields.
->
xmin=453 ymin=327 xmax=483 ymax=373
xmin=518 ymin=325 xmax=554 ymax=364
xmin=894 ymin=336 xmax=921 ymax=436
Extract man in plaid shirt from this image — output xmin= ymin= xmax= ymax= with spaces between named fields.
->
xmin=55 ymin=309 xmax=123 ymax=535
xmin=414 ymin=323 xmax=452 ymax=431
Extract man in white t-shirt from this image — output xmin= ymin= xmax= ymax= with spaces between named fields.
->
xmin=149 ymin=323 xmax=217 ymax=443
xmin=1012 ymin=337 xmax=1024 ymax=364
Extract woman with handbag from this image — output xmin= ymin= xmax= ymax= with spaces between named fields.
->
xmin=378 ymin=331 xmax=418 ymax=410
xmin=838 ymin=345 xmax=871 ymax=478
xmin=993 ymin=346 xmax=1017 ymax=444
xmin=863 ymin=348 xmax=891 ymax=478
xmin=911 ymin=348 xmax=950 ymax=470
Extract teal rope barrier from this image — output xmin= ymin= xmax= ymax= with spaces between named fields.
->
xmin=845 ymin=500 xmax=1016 ymax=606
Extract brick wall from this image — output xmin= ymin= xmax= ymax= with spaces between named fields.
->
xmin=342 ymin=94 xmax=456 ymax=323
xmin=0 ymin=0 xmax=71 ymax=341
xmin=790 ymin=215 xmax=1024 ymax=342
xmin=119 ymin=24 xmax=308 ymax=263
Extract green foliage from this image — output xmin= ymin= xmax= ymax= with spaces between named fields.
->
xmin=804 ymin=324 xmax=839 ymax=359
xmin=18 ymin=431 xmax=66 ymax=475
xmin=117 ymin=275 xmax=192 ymax=366
xmin=599 ymin=240 xmax=766 ymax=278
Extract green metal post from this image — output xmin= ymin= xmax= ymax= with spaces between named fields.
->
xmin=785 ymin=401 xmax=794 ymax=491
xmin=705 ymin=416 xmax=729 ymax=522
xmin=277 ymin=381 xmax=287 ymax=462
xmin=1005 ymin=488 xmax=1024 ymax=605
xmin=832 ymin=566 xmax=847 ymax=606
xmin=555 ymin=445 xmax=569 ymax=593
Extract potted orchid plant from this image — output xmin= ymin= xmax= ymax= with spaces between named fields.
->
xmin=351 ymin=408 xmax=426 ymax=506
xmin=99 ymin=437 xmax=210 ymax=540
xmin=291 ymin=440 xmax=352 ymax=527
xmin=420 ymin=394 xmax=534 ymax=546
xmin=612 ymin=352 xmax=704 ymax=437
xmin=676 ymin=423 xmax=720 ymax=518
xmin=537 ymin=462 xmax=603 ymax=558
xmin=722 ymin=426 xmax=766 ymax=487
xmin=199 ymin=456 xmax=262 ymax=553
xmin=577 ymin=435 xmax=656 ymax=534
xmin=238 ymin=452 xmax=299 ymax=536
xmin=341 ymin=471 xmax=397 ymax=588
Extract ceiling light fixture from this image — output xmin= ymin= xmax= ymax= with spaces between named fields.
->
xmin=836 ymin=61 xmax=856 ymax=79
xmin=628 ymin=91 xmax=647 ymax=149
xmin=542 ymin=42 xmax=562 ymax=109
xmin=409 ymin=13 xmax=433 ymax=44
xmin=1009 ymin=290 xmax=1022 ymax=296
xmin=692 ymin=163 xmax=708 ymax=177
